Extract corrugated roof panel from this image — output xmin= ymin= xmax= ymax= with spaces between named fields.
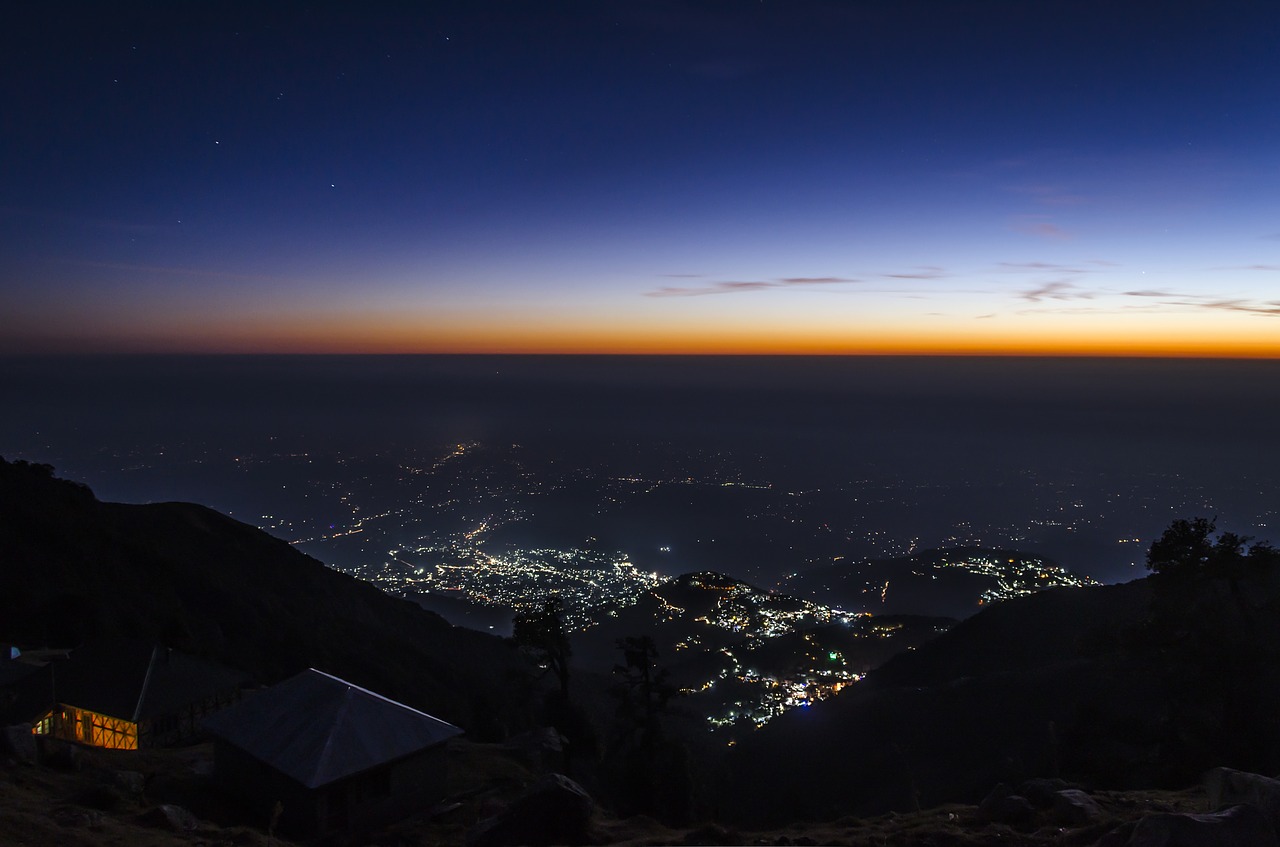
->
xmin=202 ymin=668 xmax=462 ymax=788
xmin=52 ymin=640 xmax=248 ymax=722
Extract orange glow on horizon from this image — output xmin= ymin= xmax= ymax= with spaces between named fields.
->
xmin=22 ymin=325 xmax=1280 ymax=359
xmin=9 ymin=304 xmax=1280 ymax=359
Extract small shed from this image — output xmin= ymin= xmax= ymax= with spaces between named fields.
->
xmin=0 ymin=648 xmax=56 ymax=729
xmin=202 ymin=668 xmax=463 ymax=838
xmin=25 ymin=640 xmax=247 ymax=749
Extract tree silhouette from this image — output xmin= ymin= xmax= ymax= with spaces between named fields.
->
xmin=1144 ymin=517 xmax=1280 ymax=773
xmin=613 ymin=635 xmax=677 ymax=750
xmin=511 ymin=597 xmax=572 ymax=700
xmin=1147 ymin=517 xmax=1280 ymax=578
xmin=1145 ymin=517 xmax=1216 ymax=576
xmin=607 ymin=635 xmax=691 ymax=823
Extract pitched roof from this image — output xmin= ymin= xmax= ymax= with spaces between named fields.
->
xmin=0 ymin=659 xmax=53 ymax=724
xmin=201 ymin=669 xmax=462 ymax=789
xmin=54 ymin=640 xmax=249 ymax=722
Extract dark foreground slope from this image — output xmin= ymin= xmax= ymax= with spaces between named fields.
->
xmin=0 ymin=737 xmax=1217 ymax=847
xmin=0 ymin=458 xmax=527 ymax=736
xmin=721 ymin=565 xmax=1280 ymax=826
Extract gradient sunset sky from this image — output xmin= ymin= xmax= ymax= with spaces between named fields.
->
xmin=3 ymin=1 xmax=1279 ymax=356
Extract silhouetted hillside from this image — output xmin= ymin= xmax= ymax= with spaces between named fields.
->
xmin=721 ymin=564 xmax=1280 ymax=825
xmin=871 ymin=579 xmax=1151 ymax=687
xmin=14 ymin=455 xmax=1280 ymax=836
xmin=563 ymin=571 xmax=951 ymax=743
xmin=0 ymin=458 xmax=528 ymax=737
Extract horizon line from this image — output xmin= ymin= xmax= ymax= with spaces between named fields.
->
xmin=5 ymin=350 xmax=1280 ymax=361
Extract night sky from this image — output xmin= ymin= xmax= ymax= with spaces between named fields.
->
xmin=3 ymin=1 xmax=1280 ymax=356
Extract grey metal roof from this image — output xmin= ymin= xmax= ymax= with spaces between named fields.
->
xmin=201 ymin=669 xmax=462 ymax=789
xmin=0 ymin=659 xmax=52 ymax=725
xmin=54 ymin=640 xmax=248 ymax=722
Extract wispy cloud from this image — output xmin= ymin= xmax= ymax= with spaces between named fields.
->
xmin=881 ymin=266 xmax=947 ymax=280
xmin=1119 ymin=288 xmax=1280 ymax=317
xmin=1021 ymin=280 xmax=1094 ymax=302
xmin=646 ymin=267 xmax=952 ymax=297
xmin=646 ymin=276 xmax=860 ymax=297
xmin=1012 ymin=216 xmax=1072 ymax=240
xmin=1212 ymin=264 xmax=1280 ymax=272
xmin=1197 ymin=299 xmax=1280 ymax=316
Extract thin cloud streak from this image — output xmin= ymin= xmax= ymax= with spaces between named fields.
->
xmin=644 ymin=269 xmax=944 ymax=297
xmin=881 ymin=266 xmax=947 ymax=280
xmin=1118 ymin=288 xmax=1280 ymax=317
xmin=646 ymin=276 xmax=860 ymax=297
xmin=1021 ymin=280 xmax=1094 ymax=302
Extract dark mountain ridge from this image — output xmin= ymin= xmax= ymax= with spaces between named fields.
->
xmin=720 ymin=559 xmax=1280 ymax=825
xmin=570 ymin=570 xmax=952 ymax=734
xmin=0 ymin=457 xmax=529 ymax=737
xmin=11 ymin=455 xmax=1280 ymax=838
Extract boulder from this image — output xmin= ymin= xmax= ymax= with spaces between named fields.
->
xmin=1 ymin=723 xmax=37 ymax=764
xmin=110 ymin=769 xmax=146 ymax=798
xmin=680 ymin=823 xmax=739 ymax=845
xmin=49 ymin=806 xmax=104 ymax=828
xmin=978 ymin=784 xmax=1034 ymax=825
xmin=501 ymin=727 xmax=565 ymax=771
xmin=1205 ymin=767 xmax=1280 ymax=833
xmin=468 ymin=773 xmax=595 ymax=847
xmin=1052 ymin=788 xmax=1104 ymax=826
xmin=73 ymin=783 xmax=125 ymax=811
xmin=1116 ymin=804 xmax=1278 ymax=847
xmin=137 ymin=803 xmax=200 ymax=832
xmin=1018 ymin=777 xmax=1081 ymax=808
xmin=36 ymin=736 xmax=81 ymax=770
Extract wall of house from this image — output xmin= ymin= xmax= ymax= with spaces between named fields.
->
xmin=334 ymin=746 xmax=452 ymax=836
xmin=212 ymin=742 xmax=452 ymax=839
xmin=40 ymin=705 xmax=138 ymax=750
xmin=148 ymin=688 xmax=242 ymax=747
xmin=212 ymin=740 xmax=319 ymax=836
xmin=28 ymin=687 xmax=241 ymax=751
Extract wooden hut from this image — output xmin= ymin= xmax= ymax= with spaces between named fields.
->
xmin=26 ymin=640 xmax=247 ymax=749
xmin=202 ymin=668 xmax=463 ymax=838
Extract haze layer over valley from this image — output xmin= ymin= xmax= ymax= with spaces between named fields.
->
xmin=5 ymin=356 xmax=1272 ymax=606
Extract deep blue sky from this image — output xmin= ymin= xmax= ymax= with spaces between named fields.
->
xmin=4 ymin=1 xmax=1280 ymax=354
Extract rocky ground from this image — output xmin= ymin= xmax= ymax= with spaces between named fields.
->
xmin=0 ymin=734 xmax=1226 ymax=847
